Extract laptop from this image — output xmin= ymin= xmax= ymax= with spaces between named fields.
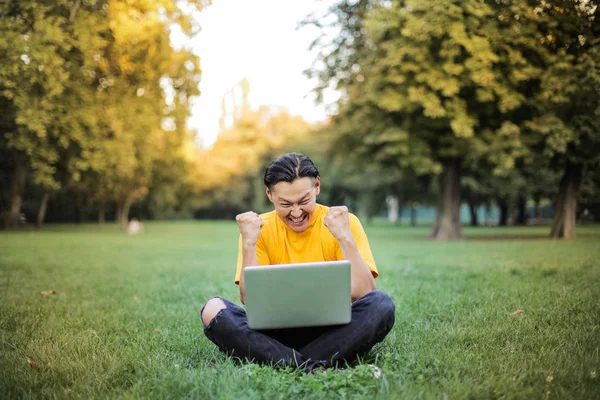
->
xmin=243 ymin=260 xmax=351 ymax=330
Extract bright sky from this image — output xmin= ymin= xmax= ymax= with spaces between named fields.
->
xmin=172 ymin=0 xmax=337 ymax=147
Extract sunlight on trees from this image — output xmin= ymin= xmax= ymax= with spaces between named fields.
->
xmin=192 ymin=79 xmax=314 ymax=217
xmin=1 ymin=0 xmax=598 ymax=239
xmin=0 ymin=0 xmax=205 ymax=228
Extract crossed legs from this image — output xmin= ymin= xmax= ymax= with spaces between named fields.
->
xmin=200 ymin=291 xmax=395 ymax=372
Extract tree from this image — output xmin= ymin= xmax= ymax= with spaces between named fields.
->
xmin=0 ymin=0 xmax=205 ymax=228
xmin=527 ymin=0 xmax=600 ymax=238
xmin=307 ymin=0 xmax=545 ymax=239
xmin=84 ymin=0 xmax=202 ymax=228
xmin=0 ymin=1 xmax=81 ymax=228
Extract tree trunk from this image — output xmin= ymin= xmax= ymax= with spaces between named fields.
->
xmin=120 ymin=199 xmax=132 ymax=230
xmin=431 ymin=158 xmax=462 ymax=239
xmin=516 ymin=195 xmax=528 ymax=226
xmin=2 ymin=155 xmax=27 ymax=229
xmin=36 ymin=191 xmax=50 ymax=228
xmin=119 ymin=187 xmax=148 ymax=230
xmin=468 ymin=201 xmax=479 ymax=227
xmin=410 ymin=203 xmax=417 ymax=227
xmin=498 ymin=201 xmax=509 ymax=226
xmin=115 ymin=202 xmax=123 ymax=225
xmin=550 ymin=161 xmax=583 ymax=239
xmin=98 ymin=203 xmax=106 ymax=224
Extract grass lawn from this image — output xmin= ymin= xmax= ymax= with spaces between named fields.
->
xmin=1 ymin=221 xmax=599 ymax=399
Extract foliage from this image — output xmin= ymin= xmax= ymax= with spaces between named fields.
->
xmin=193 ymin=100 xmax=314 ymax=217
xmin=306 ymin=0 xmax=549 ymax=238
xmin=0 ymin=0 xmax=206 ymax=228
xmin=527 ymin=0 xmax=600 ymax=161
xmin=306 ymin=0 xmax=599 ymax=238
xmin=528 ymin=0 xmax=599 ymax=238
xmin=309 ymin=0 xmax=541 ymax=171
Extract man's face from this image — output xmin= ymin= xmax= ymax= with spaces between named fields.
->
xmin=267 ymin=176 xmax=320 ymax=232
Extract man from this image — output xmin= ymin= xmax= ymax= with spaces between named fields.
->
xmin=200 ymin=153 xmax=395 ymax=373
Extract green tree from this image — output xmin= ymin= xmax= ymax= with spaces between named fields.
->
xmin=0 ymin=0 xmax=205 ymax=228
xmin=308 ymin=0 xmax=544 ymax=239
xmin=83 ymin=0 xmax=202 ymax=228
xmin=0 ymin=1 xmax=83 ymax=228
xmin=527 ymin=0 xmax=600 ymax=238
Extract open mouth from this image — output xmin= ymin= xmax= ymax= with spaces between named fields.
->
xmin=288 ymin=213 xmax=308 ymax=227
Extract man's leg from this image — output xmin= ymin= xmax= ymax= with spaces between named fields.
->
xmin=299 ymin=290 xmax=395 ymax=367
xmin=201 ymin=297 xmax=227 ymax=326
xmin=201 ymin=297 xmax=317 ymax=370
xmin=261 ymin=325 xmax=334 ymax=352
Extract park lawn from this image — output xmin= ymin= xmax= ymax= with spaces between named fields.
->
xmin=1 ymin=221 xmax=599 ymax=399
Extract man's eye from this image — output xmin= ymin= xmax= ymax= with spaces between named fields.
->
xmin=281 ymin=204 xmax=290 ymax=208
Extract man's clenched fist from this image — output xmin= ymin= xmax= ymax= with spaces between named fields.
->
xmin=324 ymin=206 xmax=352 ymax=242
xmin=236 ymin=211 xmax=263 ymax=246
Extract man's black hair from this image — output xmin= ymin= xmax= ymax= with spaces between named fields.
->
xmin=263 ymin=152 xmax=319 ymax=190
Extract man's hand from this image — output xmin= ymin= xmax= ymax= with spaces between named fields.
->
xmin=325 ymin=205 xmax=376 ymax=301
xmin=324 ymin=206 xmax=353 ymax=242
xmin=236 ymin=211 xmax=264 ymax=246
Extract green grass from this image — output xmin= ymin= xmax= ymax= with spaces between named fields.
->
xmin=1 ymin=221 xmax=599 ymax=399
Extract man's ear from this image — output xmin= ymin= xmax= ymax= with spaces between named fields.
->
xmin=314 ymin=176 xmax=321 ymax=196
xmin=266 ymin=187 xmax=274 ymax=203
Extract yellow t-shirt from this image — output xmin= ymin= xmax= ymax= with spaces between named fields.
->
xmin=234 ymin=203 xmax=378 ymax=284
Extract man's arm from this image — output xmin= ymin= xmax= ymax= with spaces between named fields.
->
xmin=238 ymin=242 xmax=258 ymax=305
xmin=325 ymin=206 xmax=376 ymax=302
xmin=338 ymin=235 xmax=376 ymax=302
xmin=235 ymin=211 xmax=263 ymax=305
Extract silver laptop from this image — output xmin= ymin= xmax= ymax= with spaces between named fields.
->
xmin=244 ymin=260 xmax=351 ymax=330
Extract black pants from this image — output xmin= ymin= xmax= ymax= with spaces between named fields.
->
xmin=201 ymin=290 xmax=395 ymax=372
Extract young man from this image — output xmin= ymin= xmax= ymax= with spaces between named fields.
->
xmin=200 ymin=153 xmax=395 ymax=372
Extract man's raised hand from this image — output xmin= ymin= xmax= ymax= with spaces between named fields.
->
xmin=324 ymin=206 xmax=353 ymax=242
xmin=236 ymin=211 xmax=264 ymax=246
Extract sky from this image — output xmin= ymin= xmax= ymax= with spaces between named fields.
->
xmin=171 ymin=0 xmax=337 ymax=147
